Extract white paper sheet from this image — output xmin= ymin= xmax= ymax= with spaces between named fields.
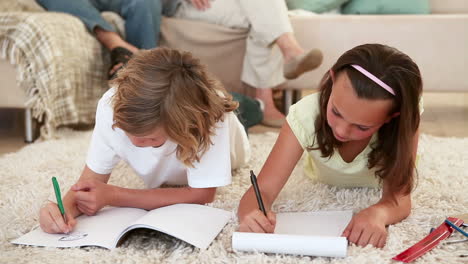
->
xmin=12 ymin=207 xmax=147 ymax=249
xmin=232 ymin=210 xmax=352 ymax=257
xmin=232 ymin=233 xmax=347 ymax=257
xmin=12 ymin=204 xmax=231 ymax=250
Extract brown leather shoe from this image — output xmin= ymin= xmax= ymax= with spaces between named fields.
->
xmin=284 ymin=49 xmax=323 ymax=79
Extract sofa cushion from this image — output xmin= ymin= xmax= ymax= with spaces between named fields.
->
xmin=342 ymin=0 xmax=430 ymax=14
xmin=0 ymin=0 xmax=44 ymax=12
xmin=430 ymin=0 xmax=468 ymax=14
xmin=286 ymin=0 xmax=350 ymax=13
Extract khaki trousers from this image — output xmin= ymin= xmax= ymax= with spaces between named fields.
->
xmin=174 ymin=0 xmax=293 ymax=88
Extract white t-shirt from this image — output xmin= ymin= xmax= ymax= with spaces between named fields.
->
xmin=85 ymin=88 xmax=237 ymax=189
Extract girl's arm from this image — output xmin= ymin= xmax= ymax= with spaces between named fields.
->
xmin=342 ymin=177 xmax=412 ymax=248
xmin=379 ymin=128 xmax=420 ymax=224
xmin=237 ymin=122 xmax=304 ymax=233
xmin=375 ymin=128 xmax=420 ymax=224
xmin=343 ymin=129 xmax=420 ymax=248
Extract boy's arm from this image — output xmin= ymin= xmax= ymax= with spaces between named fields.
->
xmin=64 ymin=165 xmax=110 ymax=217
xmin=102 ymin=186 xmax=217 ymax=210
xmin=39 ymin=165 xmax=110 ymax=233
xmin=71 ymin=169 xmax=216 ymax=212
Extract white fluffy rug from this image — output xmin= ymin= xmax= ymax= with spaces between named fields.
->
xmin=1 ymin=130 xmax=467 ymax=264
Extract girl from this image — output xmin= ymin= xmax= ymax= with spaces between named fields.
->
xmin=238 ymin=44 xmax=423 ymax=248
xmin=39 ymin=47 xmax=250 ymax=234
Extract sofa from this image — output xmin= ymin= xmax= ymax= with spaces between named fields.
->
xmin=1 ymin=0 xmax=467 ymax=142
xmin=162 ymin=0 xmax=468 ymax=111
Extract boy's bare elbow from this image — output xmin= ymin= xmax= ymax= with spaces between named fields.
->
xmin=195 ymin=188 xmax=216 ymax=204
xmin=203 ymin=195 xmax=215 ymax=204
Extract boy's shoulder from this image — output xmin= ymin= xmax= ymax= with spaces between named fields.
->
xmin=95 ymin=87 xmax=117 ymax=126
xmin=99 ymin=87 xmax=117 ymax=105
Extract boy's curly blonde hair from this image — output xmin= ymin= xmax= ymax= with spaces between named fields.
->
xmin=110 ymin=47 xmax=238 ymax=167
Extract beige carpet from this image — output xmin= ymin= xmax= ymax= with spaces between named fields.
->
xmin=0 ymin=130 xmax=467 ymax=264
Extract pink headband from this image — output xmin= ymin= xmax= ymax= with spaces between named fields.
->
xmin=351 ymin=64 xmax=395 ymax=95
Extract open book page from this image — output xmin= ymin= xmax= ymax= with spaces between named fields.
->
xmin=117 ymin=204 xmax=232 ymax=249
xmin=12 ymin=207 xmax=147 ymax=249
xmin=232 ymin=210 xmax=353 ymax=257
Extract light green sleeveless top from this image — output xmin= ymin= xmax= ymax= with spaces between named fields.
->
xmin=286 ymin=92 xmax=423 ymax=188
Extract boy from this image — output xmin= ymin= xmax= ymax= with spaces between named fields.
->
xmin=39 ymin=48 xmax=250 ymax=233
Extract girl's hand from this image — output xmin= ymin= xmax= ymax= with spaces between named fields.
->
xmin=39 ymin=202 xmax=77 ymax=234
xmin=239 ymin=210 xmax=276 ymax=233
xmin=71 ymin=179 xmax=113 ymax=216
xmin=342 ymin=206 xmax=388 ymax=248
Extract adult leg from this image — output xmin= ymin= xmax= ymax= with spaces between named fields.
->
xmin=238 ymin=0 xmax=322 ymax=78
xmin=37 ymin=0 xmax=145 ymax=51
xmin=173 ymin=0 xmax=249 ymax=29
xmin=37 ymin=0 xmax=115 ymax=34
xmin=94 ymin=0 xmax=158 ymax=49
xmin=242 ymin=37 xmax=286 ymax=123
xmin=95 ymin=0 xmax=160 ymax=78
xmin=37 ymin=0 xmax=139 ymax=77
xmin=174 ymin=1 xmax=322 ymax=126
xmin=238 ymin=0 xmax=322 ymax=126
xmin=278 ymin=33 xmax=323 ymax=79
xmin=174 ymin=1 xmax=285 ymax=123
xmin=236 ymin=0 xmax=291 ymax=125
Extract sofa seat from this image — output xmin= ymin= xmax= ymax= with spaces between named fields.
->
xmin=285 ymin=13 xmax=468 ymax=92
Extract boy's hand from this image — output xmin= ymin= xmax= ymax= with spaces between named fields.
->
xmin=39 ymin=202 xmax=76 ymax=234
xmin=342 ymin=207 xmax=388 ymax=248
xmin=72 ymin=179 xmax=113 ymax=216
xmin=238 ymin=210 xmax=276 ymax=233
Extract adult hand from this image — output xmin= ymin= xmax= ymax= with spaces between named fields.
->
xmin=238 ymin=209 xmax=276 ymax=233
xmin=39 ymin=202 xmax=77 ymax=234
xmin=189 ymin=0 xmax=211 ymax=10
xmin=71 ymin=179 xmax=113 ymax=216
xmin=342 ymin=206 xmax=388 ymax=248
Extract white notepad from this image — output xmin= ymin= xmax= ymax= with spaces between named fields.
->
xmin=232 ymin=210 xmax=353 ymax=257
xmin=12 ymin=204 xmax=232 ymax=250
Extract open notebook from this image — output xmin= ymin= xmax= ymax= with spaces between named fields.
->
xmin=12 ymin=204 xmax=231 ymax=250
xmin=232 ymin=210 xmax=353 ymax=257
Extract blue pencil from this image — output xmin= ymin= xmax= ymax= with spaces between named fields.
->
xmin=445 ymin=219 xmax=468 ymax=238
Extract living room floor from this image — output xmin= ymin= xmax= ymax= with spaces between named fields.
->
xmin=0 ymin=91 xmax=467 ymax=157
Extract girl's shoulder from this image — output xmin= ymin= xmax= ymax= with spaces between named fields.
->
xmin=286 ymin=92 xmax=321 ymax=150
xmin=293 ymin=92 xmax=321 ymax=110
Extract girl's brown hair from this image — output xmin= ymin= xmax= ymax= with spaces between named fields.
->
xmin=312 ymin=44 xmax=422 ymax=197
xmin=110 ymin=47 xmax=238 ymax=167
